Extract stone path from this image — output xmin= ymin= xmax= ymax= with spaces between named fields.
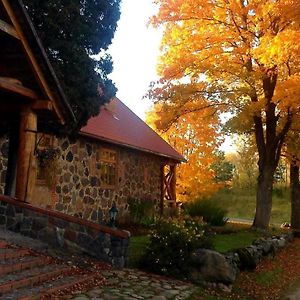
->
xmin=70 ymin=268 xmax=197 ymax=300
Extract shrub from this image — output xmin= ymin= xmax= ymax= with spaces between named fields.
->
xmin=127 ymin=198 xmax=156 ymax=226
xmin=140 ymin=219 xmax=212 ymax=278
xmin=184 ymin=198 xmax=228 ymax=226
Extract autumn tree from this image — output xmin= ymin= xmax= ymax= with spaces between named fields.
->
xmin=146 ymin=104 xmax=222 ymax=201
xmin=149 ymin=0 xmax=300 ymax=229
xmin=23 ymin=0 xmax=121 ymax=129
xmin=283 ymin=130 xmax=300 ymax=230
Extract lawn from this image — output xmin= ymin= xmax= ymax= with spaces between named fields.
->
xmin=212 ymin=230 xmax=263 ymax=253
xmin=210 ymin=187 xmax=291 ymax=225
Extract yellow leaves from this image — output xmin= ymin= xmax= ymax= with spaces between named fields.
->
xmin=149 ymin=0 xmax=300 ymax=200
xmin=274 ymin=74 xmax=300 ymax=111
xmin=149 ymin=0 xmax=300 ymax=125
xmin=146 ymin=103 xmax=222 ymax=201
xmin=253 ymin=30 xmax=300 ymax=68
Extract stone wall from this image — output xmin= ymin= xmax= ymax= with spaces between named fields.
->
xmin=0 ymin=136 xmax=8 ymax=195
xmin=32 ymin=135 xmax=164 ymax=224
xmin=0 ymin=195 xmax=130 ymax=268
xmin=0 ymin=133 xmax=166 ymax=225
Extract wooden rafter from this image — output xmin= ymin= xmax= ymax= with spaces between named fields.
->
xmin=0 ymin=77 xmax=39 ymax=100
xmin=32 ymin=100 xmax=53 ymax=111
xmin=1 ymin=0 xmax=64 ymax=123
xmin=0 ymin=18 xmax=19 ymax=39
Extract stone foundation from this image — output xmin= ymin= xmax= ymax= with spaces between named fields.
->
xmin=0 ymin=195 xmax=130 ymax=268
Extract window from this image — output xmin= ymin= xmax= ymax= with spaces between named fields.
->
xmin=97 ymin=148 xmax=118 ymax=188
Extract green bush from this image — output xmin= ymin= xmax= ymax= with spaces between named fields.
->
xmin=127 ymin=198 xmax=156 ymax=226
xmin=141 ymin=219 xmax=212 ymax=278
xmin=185 ymin=198 xmax=228 ymax=226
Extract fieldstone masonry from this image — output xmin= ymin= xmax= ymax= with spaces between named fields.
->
xmin=0 ymin=196 xmax=130 ymax=268
xmin=52 ymin=136 xmax=162 ymax=222
xmin=0 ymin=134 xmax=165 ymax=224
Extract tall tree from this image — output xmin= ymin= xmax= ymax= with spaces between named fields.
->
xmin=146 ymin=104 xmax=222 ymax=201
xmin=284 ymin=130 xmax=300 ymax=230
xmin=149 ymin=0 xmax=300 ymax=229
xmin=290 ymin=159 xmax=300 ymax=230
xmin=23 ymin=0 xmax=121 ymax=128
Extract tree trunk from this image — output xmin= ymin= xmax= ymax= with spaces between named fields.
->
xmin=253 ymin=165 xmax=275 ymax=229
xmin=290 ymin=161 xmax=300 ymax=230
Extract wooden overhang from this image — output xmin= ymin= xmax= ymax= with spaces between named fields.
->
xmin=0 ymin=0 xmax=76 ymax=202
xmin=0 ymin=0 xmax=76 ymax=124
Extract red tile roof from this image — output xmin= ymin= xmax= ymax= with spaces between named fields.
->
xmin=80 ymin=98 xmax=185 ymax=162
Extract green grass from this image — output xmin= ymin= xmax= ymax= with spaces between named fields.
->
xmin=128 ymin=235 xmax=150 ymax=268
xmin=212 ymin=230 xmax=263 ymax=253
xmin=255 ymin=268 xmax=283 ymax=286
xmin=210 ymin=187 xmax=291 ymax=224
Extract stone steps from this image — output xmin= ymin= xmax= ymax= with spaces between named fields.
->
xmin=0 ymin=239 xmax=99 ymax=299
xmin=16 ymin=274 xmax=96 ymax=300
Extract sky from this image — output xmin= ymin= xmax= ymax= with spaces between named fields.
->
xmin=108 ymin=0 xmax=161 ymax=120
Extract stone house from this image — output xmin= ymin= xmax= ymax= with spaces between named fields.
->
xmin=0 ymin=0 xmax=184 ymax=226
xmin=0 ymin=0 xmax=183 ymax=267
xmin=28 ymin=98 xmax=184 ymax=224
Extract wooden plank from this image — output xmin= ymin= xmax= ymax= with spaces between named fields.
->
xmin=0 ymin=77 xmax=39 ymax=100
xmin=15 ymin=109 xmax=37 ymax=201
xmin=1 ymin=0 xmax=64 ymax=123
xmin=160 ymin=165 xmax=165 ymax=215
xmin=0 ymin=18 xmax=19 ymax=39
xmin=32 ymin=100 xmax=53 ymax=111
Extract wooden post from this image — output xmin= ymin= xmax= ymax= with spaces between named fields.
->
xmin=170 ymin=165 xmax=177 ymax=206
xmin=4 ymin=121 xmax=19 ymax=196
xmin=160 ymin=165 xmax=165 ymax=215
xmin=15 ymin=109 xmax=37 ymax=201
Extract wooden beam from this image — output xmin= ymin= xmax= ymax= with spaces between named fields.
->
xmin=1 ymin=0 xmax=64 ymax=123
xmin=0 ymin=77 xmax=39 ymax=100
xmin=170 ymin=165 xmax=177 ymax=204
xmin=0 ymin=18 xmax=19 ymax=39
xmin=32 ymin=100 xmax=53 ymax=111
xmin=15 ymin=109 xmax=37 ymax=201
xmin=160 ymin=165 xmax=165 ymax=215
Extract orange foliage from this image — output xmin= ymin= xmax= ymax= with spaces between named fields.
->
xmin=146 ymin=104 xmax=222 ymax=201
xmin=148 ymin=0 xmax=300 ymax=227
xmin=149 ymin=0 xmax=300 ymax=120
